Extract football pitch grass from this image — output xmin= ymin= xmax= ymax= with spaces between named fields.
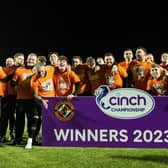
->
xmin=1 ymin=124 xmax=168 ymax=168
xmin=1 ymin=144 xmax=168 ymax=168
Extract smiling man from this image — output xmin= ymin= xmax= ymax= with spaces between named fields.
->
xmin=53 ymin=55 xmax=81 ymax=99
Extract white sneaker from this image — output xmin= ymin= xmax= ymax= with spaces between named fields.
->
xmin=25 ymin=138 xmax=33 ymax=149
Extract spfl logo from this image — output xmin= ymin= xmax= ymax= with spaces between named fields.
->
xmin=95 ymin=86 xmax=155 ymax=119
xmin=54 ymin=100 xmax=75 ymax=121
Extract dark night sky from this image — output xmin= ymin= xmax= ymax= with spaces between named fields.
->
xmin=0 ymin=6 xmax=167 ymax=65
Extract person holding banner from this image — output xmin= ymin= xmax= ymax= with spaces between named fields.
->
xmin=31 ymin=63 xmax=55 ymax=108
xmin=11 ymin=53 xmax=40 ymax=149
xmin=30 ymin=63 xmax=56 ymax=145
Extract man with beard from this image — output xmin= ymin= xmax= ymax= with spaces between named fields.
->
xmin=53 ymin=56 xmax=81 ymax=99
xmin=71 ymin=56 xmax=91 ymax=96
xmin=128 ymin=46 xmax=152 ymax=90
xmin=100 ymin=52 xmax=128 ymax=89
xmin=147 ymin=64 xmax=168 ymax=96
xmin=118 ymin=48 xmax=134 ymax=70
xmin=0 ymin=53 xmax=25 ymax=143
xmin=11 ymin=53 xmax=39 ymax=149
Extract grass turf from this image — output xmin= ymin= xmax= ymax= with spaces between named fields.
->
xmin=1 ymin=119 xmax=168 ymax=168
xmin=0 ymin=145 xmax=168 ymax=168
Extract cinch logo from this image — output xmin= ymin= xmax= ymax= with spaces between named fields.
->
xmin=95 ymin=86 xmax=155 ymax=119
xmin=54 ymin=100 xmax=75 ymax=121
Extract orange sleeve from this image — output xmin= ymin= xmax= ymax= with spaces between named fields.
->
xmin=114 ymin=74 xmax=123 ymax=88
xmin=46 ymin=65 xmax=55 ymax=76
xmin=70 ymin=71 xmax=80 ymax=83
xmin=12 ymin=68 xmax=20 ymax=82
xmin=0 ymin=67 xmax=7 ymax=79
xmin=30 ymin=74 xmax=38 ymax=94
xmin=0 ymin=67 xmax=7 ymax=96
xmin=146 ymin=80 xmax=153 ymax=91
xmin=118 ymin=61 xmax=129 ymax=70
xmin=118 ymin=65 xmax=128 ymax=78
xmin=32 ymin=81 xmax=39 ymax=95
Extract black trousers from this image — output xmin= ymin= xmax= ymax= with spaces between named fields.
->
xmin=0 ymin=96 xmax=3 ymax=137
xmin=15 ymin=99 xmax=40 ymax=142
xmin=1 ymin=95 xmax=16 ymax=137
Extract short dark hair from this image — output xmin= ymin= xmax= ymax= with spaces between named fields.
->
xmin=38 ymin=56 xmax=47 ymax=64
xmin=86 ymin=56 xmax=95 ymax=63
xmin=48 ymin=52 xmax=59 ymax=58
xmin=104 ymin=52 xmax=114 ymax=57
xmin=136 ymin=46 xmax=148 ymax=53
xmin=13 ymin=52 xmax=25 ymax=59
xmin=72 ymin=56 xmax=83 ymax=62
xmin=58 ymin=55 xmax=68 ymax=62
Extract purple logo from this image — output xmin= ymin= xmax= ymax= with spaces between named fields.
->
xmin=109 ymin=95 xmax=146 ymax=106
